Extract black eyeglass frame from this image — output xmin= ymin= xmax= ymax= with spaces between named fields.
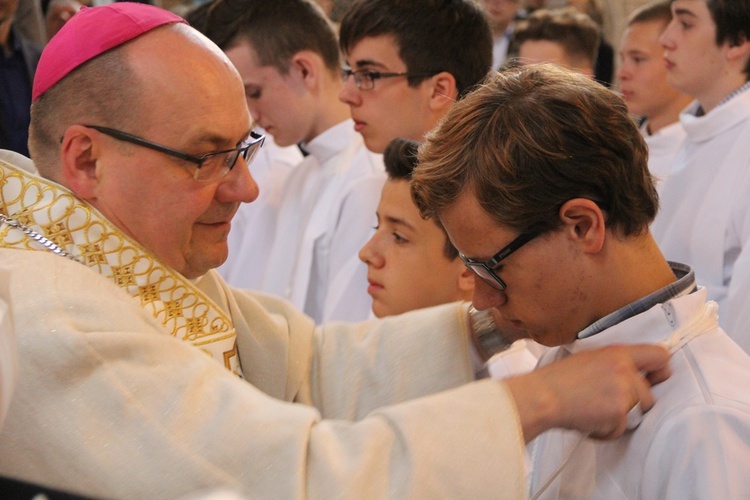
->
xmin=340 ymin=68 xmax=440 ymax=91
xmin=459 ymin=231 xmax=540 ymax=291
xmin=84 ymin=125 xmax=265 ymax=181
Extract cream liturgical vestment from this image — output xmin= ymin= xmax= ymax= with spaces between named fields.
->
xmin=0 ymin=151 xmax=527 ymax=499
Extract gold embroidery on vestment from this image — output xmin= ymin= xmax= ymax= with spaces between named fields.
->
xmin=0 ymin=159 xmax=242 ymax=376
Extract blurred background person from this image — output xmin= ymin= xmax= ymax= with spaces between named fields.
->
xmin=617 ymin=0 xmax=691 ymax=186
xmin=0 ymin=0 xmax=41 ymax=157
xmin=43 ymin=0 xmax=82 ymax=40
xmin=514 ymin=7 xmax=600 ymax=78
xmin=12 ymin=0 xmax=44 ymax=46
xmin=523 ymin=0 xmax=546 ymax=13
xmin=479 ymin=0 xmax=526 ymax=70
xmin=565 ymin=0 xmax=614 ymax=86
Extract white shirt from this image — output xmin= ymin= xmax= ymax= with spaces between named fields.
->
xmin=260 ymin=119 xmax=385 ymax=324
xmin=651 ymin=89 xmax=750 ymax=353
xmin=529 ymin=288 xmax=750 ymax=499
xmin=639 ymin=119 xmax=686 ymax=193
xmin=218 ymin=135 xmax=302 ymax=290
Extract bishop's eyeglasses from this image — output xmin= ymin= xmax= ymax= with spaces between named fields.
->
xmin=84 ymin=125 xmax=265 ymax=182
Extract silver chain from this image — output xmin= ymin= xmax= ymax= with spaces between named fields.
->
xmin=0 ymin=213 xmax=81 ymax=263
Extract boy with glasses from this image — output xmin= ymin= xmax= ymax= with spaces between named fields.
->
xmin=413 ymin=63 xmax=750 ymax=499
xmin=338 ymin=0 xmax=493 ymax=154
xmin=651 ymin=0 xmax=750 ymax=353
xmin=201 ymin=0 xmax=385 ymax=323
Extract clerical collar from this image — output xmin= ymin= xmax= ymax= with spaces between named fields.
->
xmin=578 ymin=262 xmax=696 ymax=339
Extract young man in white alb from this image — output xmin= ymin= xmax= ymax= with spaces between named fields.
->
xmin=651 ymin=0 xmax=750 ymax=353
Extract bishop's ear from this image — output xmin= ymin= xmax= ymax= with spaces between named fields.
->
xmin=59 ymin=124 xmax=100 ymax=200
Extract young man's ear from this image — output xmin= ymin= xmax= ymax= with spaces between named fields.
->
xmin=726 ymin=34 xmax=750 ymax=66
xmin=558 ymin=198 xmax=606 ymax=254
xmin=290 ymin=50 xmax=322 ymax=88
xmin=429 ymin=71 xmax=458 ymax=112
xmin=59 ymin=124 xmax=100 ymax=201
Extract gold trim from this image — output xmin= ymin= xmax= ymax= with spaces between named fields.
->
xmin=0 ymin=159 xmax=241 ymax=375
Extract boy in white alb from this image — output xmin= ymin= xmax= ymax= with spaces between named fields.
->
xmin=200 ymin=0 xmax=384 ymax=323
xmin=616 ymin=0 xmax=693 ymax=186
xmin=651 ymin=0 xmax=750 ymax=353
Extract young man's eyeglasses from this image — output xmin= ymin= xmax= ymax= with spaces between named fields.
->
xmin=84 ymin=125 xmax=265 ymax=182
xmin=341 ymin=68 xmax=438 ymax=91
xmin=459 ymin=231 xmax=539 ymax=291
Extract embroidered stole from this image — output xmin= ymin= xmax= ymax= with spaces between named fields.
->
xmin=0 ymin=159 xmax=241 ymax=376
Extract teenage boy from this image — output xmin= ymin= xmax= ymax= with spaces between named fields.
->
xmin=338 ymin=0 xmax=493 ymax=154
xmin=651 ymin=0 xmax=750 ymax=353
xmin=412 ymin=63 xmax=750 ymax=500
xmin=359 ymin=138 xmax=474 ymax=318
xmin=616 ymin=0 xmax=692 ymax=184
xmin=480 ymin=0 xmax=526 ymax=70
xmin=202 ymin=0 xmax=384 ymax=323
xmin=514 ymin=7 xmax=601 ymax=78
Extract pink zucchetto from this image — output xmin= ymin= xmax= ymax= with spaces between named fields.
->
xmin=32 ymin=2 xmax=186 ymax=101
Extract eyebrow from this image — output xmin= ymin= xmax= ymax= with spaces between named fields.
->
xmin=350 ymin=58 xmax=389 ymax=70
xmin=623 ymin=48 xmax=649 ymax=56
xmin=193 ymin=128 xmax=253 ymax=150
xmin=673 ymin=7 xmax=697 ymax=18
xmin=383 ymin=214 xmax=417 ymax=232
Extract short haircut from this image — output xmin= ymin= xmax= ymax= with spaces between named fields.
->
xmin=383 ymin=138 xmax=459 ymax=260
xmin=29 ymin=47 xmax=141 ymax=179
xmin=703 ymin=0 xmax=750 ymax=77
xmin=338 ymin=0 xmax=493 ymax=97
xmin=411 ymin=64 xmax=656 ymax=238
xmin=199 ymin=0 xmax=340 ymax=75
xmin=627 ymin=0 xmax=673 ymax=27
xmin=513 ymin=7 xmax=601 ymax=69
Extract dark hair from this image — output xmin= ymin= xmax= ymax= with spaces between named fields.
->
xmin=514 ymin=7 xmax=601 ymax=69
xmin=383 ymin=137 xmax=419 ymax=180
xmin=339 ymin=0 xmax=492 ymax=97
xmin=184 ymin=2 xmax=212 ymax=32
xmin=383 ymin=138 xmax=459 ymax=260
xmin=412 ymin=64 xmax=656 ymax=238
xmin=704 ymin=0 xmax=750 ymax=77
xmin=199 ymin=0 xmax=340 ymax=74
